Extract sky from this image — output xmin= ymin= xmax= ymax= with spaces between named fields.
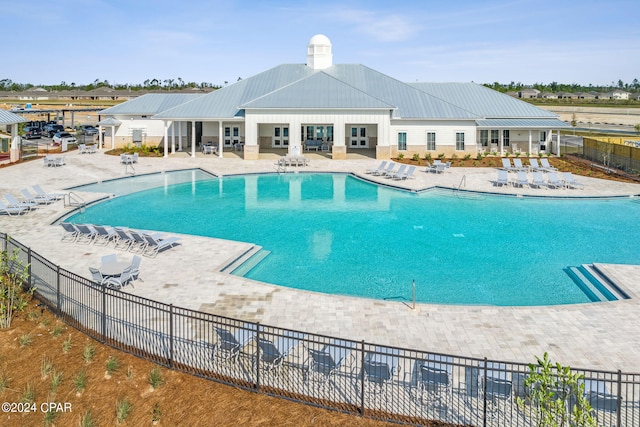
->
xmin=3 ymin=0 xmax=639 ymax=88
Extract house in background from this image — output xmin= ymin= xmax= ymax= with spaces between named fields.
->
xmin=99 ymin=34 xmax=568 ymax=159
xmin=518 ymin=88 xmax=540 ymax=98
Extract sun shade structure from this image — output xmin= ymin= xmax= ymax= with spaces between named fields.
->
xmin=99 ymin=34 xmax=569 ymax=159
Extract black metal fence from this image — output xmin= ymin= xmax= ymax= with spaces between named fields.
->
xmin=3 ymin=232 xmax=639 ymax=426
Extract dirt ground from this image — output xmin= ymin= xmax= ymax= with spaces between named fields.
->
xmin=0 ymin=297 xmax=416 ymax=427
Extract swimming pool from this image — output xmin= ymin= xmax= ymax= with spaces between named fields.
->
xmin=67 ymin=170 xmax=640 ymax=306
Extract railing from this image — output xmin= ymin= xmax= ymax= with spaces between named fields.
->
xmin=63 ymin=192 xmax=86 ymax=212
xmin=3 ymin=232 xmax=639 ymax=427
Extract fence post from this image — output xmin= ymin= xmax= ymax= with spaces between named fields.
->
xmin=482 ymin=357 xmax=488 ymax=427
xmin=55 ymin=265 xmax=61 ymax=316
xmin=616 ymin=370 xmax=622 ymax=427
xmin=101 ymin=285 xmax=107 ymax=344
xmin=169 ymin=304 xmax=174 ymax=369
xmin=255 ymin=322 xmax=261 ymax=391
xmin=360 ymin=340 xmax=365 ymax=416
xmin=27 ymin=247 xmax=32 ymax=292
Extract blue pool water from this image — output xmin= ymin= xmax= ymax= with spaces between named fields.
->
xmin=67 ymin=171 xmax=640 ymax=306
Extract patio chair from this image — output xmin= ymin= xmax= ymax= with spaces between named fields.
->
xmin=132 ymin=152 xmax=139 ymax=163
xmin=434 ymin=163 xmax=446 ymax=174
xmin=78 ymin=144 xmax=86 ymax=154
xmin=74 ymin=224 xmax=99 ymax=244
xmin=43 ymin=155 xmax=54 ymax=167
xmin=60 ymin=222 xmax=80 ymax=242
xmin=307 ymin=339 xmax=355 ymax=386
xmin=529 ymin=158 xmax=545 ymax=172
xmin=213 ymin=323 xmax=258 ymax=363
xmin=386 ymin=164 xmax=407 ymax=179
xmin=373 ymin=162 xmax=395 ymax=176
xmin=540 ymin=158 xmax=558 ymax=172
xmin=130 ymin=255 xmax=142 ymax=282
xmin=512 ymin=158 xmax=528 ymax=171
xmin=501 ymin=158 xmax=515 ymax=172
xmin=101 ymin=253 xmax=118 ymax=265
xmin=103 ymin=266 xmax=133 ymax=290
xmin=547 ymin=172 xmax=564 ymax=189
xmin=514 ymin=171 xmax=529 ymax=188
xmin=93 ymin=225 xmax=118 ymax=246
xmin=20 ymin=188 xmax=54 ymax=205
xmin=256 ymin=331 xmax=307 ymax=375
xmin=563 ymin=172 xmax=584 ymax=189
xmin=32 ymin=184 xmax=64 ymax=200
xmin=88 ymin=266 xmax=107 ymax=286
xmin=52 ymin=156 xmax=65 ymax=167
xmin=114 ymin=228 xmax=135 ymax=251
xmin=4 ymin=193 xmax=37 ymax=211
xmin=495 ymin=170 xmax=509 ymax=187
xmin=0 ymin=200 xmax=29 ymax=216
xmin=366 ymin=161 xmax=387 ymax=174
xmin=142 ymin=234 xmax=182 ymax=258
xmin=531 ymin=171 xmax=548 ymax=189
xmin=393 ymin=165 xmax=416 ymax=180
xmin=86 ymin=144 xmax=97 ymax=154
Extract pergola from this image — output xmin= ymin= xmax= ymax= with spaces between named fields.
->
xmin=96 ymin=117 xmax=122 ymax=149
xmin=0 ymin=110 xmax=28 ymax=162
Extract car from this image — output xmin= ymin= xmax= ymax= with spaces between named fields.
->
xmin=52 ymin=132 xmax=77 ymax=145
xmin=80 ymin=125 xmax=99 ymax=136
xmin=22 ymin=126 xmax=42 ymax=139
xmin=43 ymin=124 xmax=64 ymax=137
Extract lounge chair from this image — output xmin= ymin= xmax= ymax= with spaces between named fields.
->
xmin=373 ymin=162 xmax=395 ymax=176
xmin=409 ymin=354 xmax=454 ymax=409
xmin=362 ymin=346 xmax=400 ymax=393
xmin=256 ymin=331 xmax=306 ymax=375
xmin=142 ymin=234 xmax=182 ymax=258
xmin=20 ymin=188 xmax=53 ymax=205
xmin=393 ymin=165 xmax=416 ymax=180
xmin=529 ymin=158 xmax=545 ymax=172
xmin=75 ymin=224 xmax=98 ymax=244
xmin=307 ymin=339 xmax=355 ymax=385
xmin=93 ymin=225 xmax=118 ymax=246
xmin=480 ymin=362 xmax=513 ymax=416
xmin=547 ymin=172 xmax=564 ymax=189
xmin=514 ymin=171 xmax=529 ymax=187
xmin=60 ymin=222 xmax=80 ymax=242
xmin=127 ymin=229 xmax=150 ymax=253
xmin=32 ymin=184 xmax=64 ymax=200
xmin=114 ymin=228 xmax=135 ymax=251
xmin=581 ymin=379 xmax=620 ymax=424
xmin=366 ymin=161 xmax=387 ymax=174
xmin=501 ymin=158 xmax=515 ymax=172
xmin=386 ymin=164 xmax=406 ymax=178
xmin=563 ymin=172 xmax=584 ymax=189
xmin=0 ymin=200 xmax=29 ymax=216
xmin=213 ymin=323 xmax=258 ymax=363
xmin=540 ymin=158 xmax=558 ymax=172
xmin=512 ymin=158 xmax=528 ymax=171
xmin=495 ymin=170 xmax=509 ymax=187
xmin=4 ymin=194 xmax=37 ymax=211
xmin=531 ymin=171 xmax=548 ymax=189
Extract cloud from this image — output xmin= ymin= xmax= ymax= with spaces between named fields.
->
xmin=329 ymin=7 xmax=421 ymax=42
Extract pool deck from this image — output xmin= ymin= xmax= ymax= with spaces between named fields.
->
xmin=1 ymin=151 xmax=640 ymax=372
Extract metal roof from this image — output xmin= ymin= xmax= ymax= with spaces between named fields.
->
xmin=97 ymin=117 xmax=122 ymax=126
xmin=409 ymin=82 xmax=557 ymax=118
xmin=0 ymin=109 xmax=28 ymax=125
xmin=99 ymin=93 xmax=202 ymax=116
xmin=476 ymin=118 xmax=571 ymax=128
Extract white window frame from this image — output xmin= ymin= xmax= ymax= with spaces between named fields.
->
xmin=426 ymin=131 xmax=436 ymax=150
xmin=503 ymin=129 xmax=510 ymax=147
xmin=455 ymin=132 xmax=465 ymax=150
xmin=479 ymin=130 xmax=488 ymax=147
xmin=397 ymin=131 xmax=407 ymax=150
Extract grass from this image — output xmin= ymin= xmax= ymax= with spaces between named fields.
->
xmin=50 ymin=370 xmax=63 ymax=393
xmin=21 ymin=383 xmax=35 ymax=404
xmin=106 ymin=356 xmax=119 ymax=377
xmin=43 ymin=408 xmax=58 ymax=426
xmin=73 ymin=370 xmax=87 ymax=395
xmin=148 ymin=367 xmax=164 ymax=389
xmin=83 ymin=343 xmax=96 ymax=363
xmin=51 ymin=323 xmax=64 ymax=337
xmin=115 ymin=398 xmax=132 ymax=424
xmin=80 ymin=411 xmax=97 ymax=427
xmin=0 ymin=372 xmax=9 ymax=393
xmin=41 ymin=355 xmax=53 ymax=379
xmin=62 ymin=334 xmax=72 ymax=353
xmin=19 ymin=333 xmax=32 ymax=347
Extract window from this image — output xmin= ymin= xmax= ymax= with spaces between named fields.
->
xmin=502 ymin=130 xmax=510 ymax=147
xmin=455 ymin=132 xmax=465 ymax=150
xmin=490 ymin=130 xmax=499 ymax=145
xmin=426 ymin=131 xmax=436 ymax=150
xmin=480 ymin=130 xmax=488 ymax=147
xmin=351 ymin=127 xmax=358 ymax=138
xmin=539 ymin=131 xmax=547 ymax=142
xmin=398 ymin=132 xmax=407 ymax=150
xmin=360 ymin=127 xmax=366 ymax=138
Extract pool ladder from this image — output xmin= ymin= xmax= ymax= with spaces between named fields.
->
xmin=64 ymin=192 xmax=86 ymax=213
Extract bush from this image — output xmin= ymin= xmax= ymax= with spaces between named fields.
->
xmin=397 ymin=153 xmax=404 ymax=160
xmin=411 ymin=153 xmax=420 ymax=161
xmin=0 ymin=247 xmax=32 ymax=328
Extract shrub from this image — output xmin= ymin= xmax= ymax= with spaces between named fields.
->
xmin=148 ymin=366 xmax=165 ymax=389
xmin=62 ymin=335 xmax=72 ymax=353
xmin=73 ymin=370 xmax=87 ymax=394
xmin=424 ymin=152 xmax=432 ymax=161
xmin=437 ymin=153 xmax=445 ymax=159
xmin=115 ymin=398 xmax=132 ymax=424
xmin=411 ymin=153 xmax=420 ymax=161
xmin=463 ymin=154 xmax=471 ymax=160
xmin=0 ymin=247 xmax=32 ymax=328
xmin=83 ymin=344 xmax=96 ymax=363
xmin=397 ymin=153 xmax=404 ymax=160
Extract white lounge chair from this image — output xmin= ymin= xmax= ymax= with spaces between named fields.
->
xmin=501 ymin=158 xmax=515 ymax=172
xmin=386 ymin=164 xmax=406 ymax=178
xmin=20 ymin=188 xmax=54 ymax=205
xmin=373 ymin=162 xmax=395 ymax=176
xmin=531 ymin=171 xmax=548 ymax=189
xmin=514 ymin=171 xmax=529 ymax=187
xmin=93 ymin=225 xmax=117 ymax=246
xmin=495 ymin=170 xmax=509 ymax=187
xmin=512 ymin=158 xmax=528 ymax=171
xmin=75 ymin=224 xmax=98 ymax=244
xmin=4 ymin=194 xmax=37 ymax=211
xmin=393 ymin=165 xmax=416 ymax=180
xmin=0 ymin=200 xmax=29 ymax=216
xmin=366 ymin=161 xmax=387 ymax=174
xmin=142 ymin=234 xmax=182 ymax=258
xmin=60 ymin=222 xmax=80 ymax=242
xmin=547 ymin=172 xmax=564 ymax=189
xmin=529 ymin=158 xmax=545 ymax=172
xmin=307 ymin=339 xmax=355 ymax=385
xmin=114 ymin=228 xmax=135 ymax=251
xmin=563 ymin=172 xmax=584 ymax=189
xmin=213 ymin=323 xmax=258 ymax=363
xmin=540 ymin=158 xmax=558 ymax=172
xmin=32 ymin=184 xmax=64 ymax=200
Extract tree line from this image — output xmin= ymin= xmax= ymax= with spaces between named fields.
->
xmin=484 ymin=79 xmax=640 ymax=94
xmin=0 ymin=78 xmax=223 ymax=92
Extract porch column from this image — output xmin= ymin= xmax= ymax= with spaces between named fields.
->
xmin=111 ymin=125 xmax=116 ymax=149
xmin=163 ymin=121 xmax=169 ymax=158
xmin=10 ymin=123 xmax=20 ymax=163
xmin=98 ymin=126 xmax=103 ymax=149
xmin=243 ymin=121 xmax=259 ymax=160
xmin=178 ymin=122 xmax=183 ymax=151
xmin=171 ymin=121 xmax=176 ymax=154
xmin=499 ymin=128 xmax=504 ymax=156
xmin=528 ymin=130 xmax=532 ymax=154
xmin=191 ymin=121 xmax=196 ymax=158
xmin=332 ymin=122 xmax=346 ymax=160
xmin=218 ymin=121 xmax=223 ymax=158
xmin=288 ymin=118 xmax=302 ymax=156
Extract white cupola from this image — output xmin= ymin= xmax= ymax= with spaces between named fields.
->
xmin=306 ymin=34 xmax=333 ymax=70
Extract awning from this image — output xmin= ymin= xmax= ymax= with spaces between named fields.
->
xmin=475 ymin=118 xmax=570 ymax=128
xmin=0 ymin=109 xmax=28 ymax=125
xmin=97 ymin=117 xmax=122 ymax=126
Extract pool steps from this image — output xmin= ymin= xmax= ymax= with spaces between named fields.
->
xmin=567 ymin=264 xmax=630 ymax=302
xmin=225 ymin=248 xmax=271 ymax=276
